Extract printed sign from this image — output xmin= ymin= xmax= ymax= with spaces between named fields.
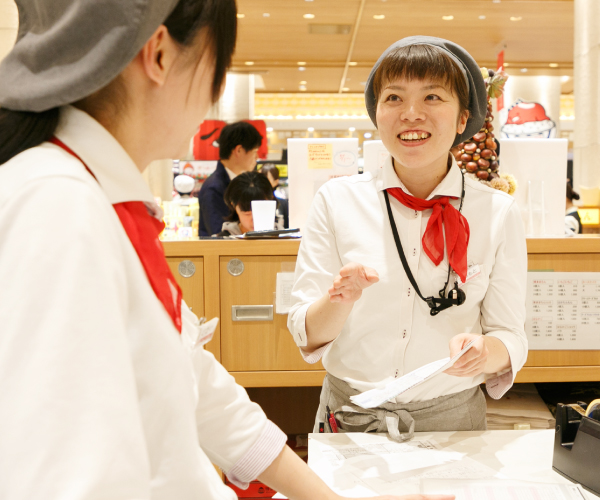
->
xmin=308 ymin=143 xmax=334 ymax=169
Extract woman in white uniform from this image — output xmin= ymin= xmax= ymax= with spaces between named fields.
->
xmin=288 ymin=37 xmax=528 ymax=440
xmin=0 ymin=3 xmax=450 ymax=500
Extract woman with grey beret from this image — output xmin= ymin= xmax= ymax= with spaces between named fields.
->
xmin=0 ymin=3 xmax=453 ymax=500
xmin=288 ymin=37 xmax=528 ymax=439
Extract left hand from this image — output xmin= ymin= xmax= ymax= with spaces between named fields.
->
xmin=444 ymin=334 xmax=489 ymax=377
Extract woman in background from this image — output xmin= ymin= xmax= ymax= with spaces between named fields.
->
xmin=217 ymin=171 xmax=275 ymax=236
xmin=565 ymin=181 xmax=582 ymax=235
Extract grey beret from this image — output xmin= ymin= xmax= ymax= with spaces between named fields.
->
xmin=364 ymin=36 xmax=487 ymax=148
xmin=0 ymin=0 xmax=180 ymax=112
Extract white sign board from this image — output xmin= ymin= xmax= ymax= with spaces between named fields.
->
xmin=287 ymin=138 xmax=358 ymax=231
xmin=362 ymin=140 xmax=389 ymax=175
xmin=526 ymin=271 xmax=600 ymax=350
xmin=498 ymin=138 xmax=568 ymax=237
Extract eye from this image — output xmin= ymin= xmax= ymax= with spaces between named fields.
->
xmin=385 ymin=93 xmax=401 ymax=102
xmin=425 ymin=94 xmax=442 ymax=101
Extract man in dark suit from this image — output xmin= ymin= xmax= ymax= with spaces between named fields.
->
xmin=197 ymin=122 xmax=263 ymax=236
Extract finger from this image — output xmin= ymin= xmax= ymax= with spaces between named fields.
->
xmin=360 ymin=266 xmax=380 ymax=283
xmin=448 ymin=334 xmax=471 ymax=358
xmin=339 ymin=262 xmax=362 ymax=278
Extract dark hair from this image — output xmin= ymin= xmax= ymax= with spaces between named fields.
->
xmin=219 ymin=122 xmax=263 ymax=160
xmin=259 ymin=163 xmax=280 ymax=181
xmin=372 ymin=44 xmax=470 ymax=119
xmin=0 ymin=0 xmax=237 ymax=166
xmin=567 ymin=182 xmax=580 ymax=202
xmin=224 ymin=171 xmax=274 ymax=222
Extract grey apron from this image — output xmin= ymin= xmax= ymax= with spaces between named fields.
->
xmin=315 ymin=373 xmax=487 ymax=442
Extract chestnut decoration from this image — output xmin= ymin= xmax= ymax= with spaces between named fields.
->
xmin=485 ymin=137 xmax=497 ymax=150
xmin=465 ymin=161 xmax=478 ymax=173
xmin=478 ymin=142 xmax=486 ymax=149
xmin=464 ymin=143 xmax=477 ymax=153
xmin=489 ymin=172 xmax=500 ymax=180
xmin=476 ymin=170 xmax=489 ymax=180
xmin=472 ymin=154 xmax=481 ymax=162
xmin=490 ymin=161 xmax=499 ymax=171
xmin=477 ymin=158 xmax=490 ymax=169
xmin=457 ymin=161 xmax=463 ymax=167
xmin=473 ymin=132 xmax=486 ymax=142
xmin=480 ymin=149 xmax=493 ymax=159
xmin=461 ymin=153 xmax=472 ymax=162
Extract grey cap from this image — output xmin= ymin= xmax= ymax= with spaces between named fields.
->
xmin=0 ymin=0 xmax=179 ymax=112
xmin=364 ymin=36 xmax=487 ymax=147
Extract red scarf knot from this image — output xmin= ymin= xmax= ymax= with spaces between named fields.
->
xmin=386 ymin=187 xmax=470 ymax=283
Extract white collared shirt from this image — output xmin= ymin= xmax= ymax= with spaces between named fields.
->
xmin=288 ymin=154 xmax=528 ymax=402
xmin=0 ymin=106 xmax=285 ymax=499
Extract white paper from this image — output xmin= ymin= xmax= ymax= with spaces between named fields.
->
xmin=350 ymin=340 xmax=475 ymax=408
xmin=276 ymin=272 xmax=295 ymax=314
xmin=420 ymin=479 xmax=587 ymax=500
xmin=526 ymin=272 xmax=600 ymax=350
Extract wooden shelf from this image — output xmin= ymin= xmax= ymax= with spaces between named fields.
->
xmin=230 ymin=370 xmax=327 ymax=387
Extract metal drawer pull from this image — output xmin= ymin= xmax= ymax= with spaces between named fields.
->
xmin=231 ymin=305 xmax=274 ymax=322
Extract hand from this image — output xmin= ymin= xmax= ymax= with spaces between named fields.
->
xmin=328 ymin=262 xmax=379 ymax=304
xmin=444 ymin=334 xmax=488 ymax=377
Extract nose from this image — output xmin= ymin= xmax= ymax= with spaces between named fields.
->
xmin=400 ymin=100 xmax=425 ymax=122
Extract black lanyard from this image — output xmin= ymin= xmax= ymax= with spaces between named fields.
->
xmin=383 ymin=173 xmax=466 ymax=316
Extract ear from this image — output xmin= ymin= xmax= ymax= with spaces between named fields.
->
xmin=233 ymin=145 xmax=244 ymax=156
xmin=457 ymin=110 xmax=470 ymax=135
xmin=139 ymin=25 xmax=177 ymax=86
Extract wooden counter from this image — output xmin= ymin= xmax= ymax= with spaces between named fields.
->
xmin=164 ymin=236 xmax=600 ymax=387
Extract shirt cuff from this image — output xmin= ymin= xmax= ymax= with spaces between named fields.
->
xmin=226 ymin=420 xmax=287 ymax=490
xmin=485 ymin=369 xmax=514 ymax=400
xmin=299 ymin=341 xmax=332 ymax=364
xmin=288 ymin=302 xmax=311 ymax=347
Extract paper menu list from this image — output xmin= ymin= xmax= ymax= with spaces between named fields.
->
xmin=526 ymin=272 xmax=600 ymax=350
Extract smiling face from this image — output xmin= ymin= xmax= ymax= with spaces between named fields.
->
xmin=376 ymin=77 xmax=468 ymax=173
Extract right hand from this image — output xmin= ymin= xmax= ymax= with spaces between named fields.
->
xmin=328 ymin=262 xmax=379 ymax=304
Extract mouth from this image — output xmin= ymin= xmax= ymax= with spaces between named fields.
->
xmin=398 ymin=131 xmax=431 ymax=144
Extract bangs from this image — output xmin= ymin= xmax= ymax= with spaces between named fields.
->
xmin=236 ymin=188 xmax=273 ymax=212
xmin=372 ymin=44 xmax=469 ymax=109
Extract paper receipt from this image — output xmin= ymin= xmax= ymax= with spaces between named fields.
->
xmin=350 ymin=339 xmax=477 ymax=409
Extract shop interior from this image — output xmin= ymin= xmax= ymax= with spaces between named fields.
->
xmin=3 ymin=0 xmax=600 ymax=497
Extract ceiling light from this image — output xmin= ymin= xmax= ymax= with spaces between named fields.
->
xmin=442 ymin=15 xmax=454 ymax=21
xmin=297 ymin=61 xmax=306 ymax=66
xmin=298 ymin=66 xmax=306 ymax=72
xmin=342 ymin=87 xmax=350 ymax=91
xmin=299 ymin=85 xmax=307 ymax=91
xmin=349 ymin=127 xmax=356 ymax=132
xmin=364 ymin=132 xmax=372 ymax=139
xmin=299 ymin=80 xmax=307 ymax=84
xmin=308 ymin=127 xmax=315 ymax=132
xmin=510 ymin=16 xmax=522 ymax=21
xmin=263 ymin=13 xmax=270 ymax=17
xmin=244 ymin=61 xmax=254 ymax=66
xmin=520 ymin=68 xmax=528 ymax=73
xmin=504 ymin=62 xmax=510 ymax=67
xmin=549 ymin=63 xmax=559 ymax=68
xmin=266 ymin=127 xmax=274 ymax=132
xmin=561 ymin=75 xmax=571 ymax=83
xmin=303 ymin=14 xmax=315 ymax=19
xmin=373 ymin=14 xmax=385 ymax=20
xmin=349 ymin=62 xmax=358 ymax=66
xmin=236 ymin=13 xmax=245 ymax=19
xmin=479 ymin=15 xmax=486 ymax=20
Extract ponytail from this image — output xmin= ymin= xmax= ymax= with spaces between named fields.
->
xmin=0 ymin=107 xmax=60 ymax=166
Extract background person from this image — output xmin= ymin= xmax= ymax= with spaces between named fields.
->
xmin=216 ymin=171 xmax=275 ymax=236
xmin=0 ymin=2 xmax=450 ymax=500
xmin=288 ymin=37 xmax=528 ymax=441
xmin=565 ymin=181 xmax=582 ymax=235
xmin=259 ymin=163 xmax=289 ymax=228
xmin=197 ymin=120 xmax=262 ymax=236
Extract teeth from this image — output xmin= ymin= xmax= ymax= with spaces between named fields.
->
xmin=401 ymin=132 xmax=429 ymax=141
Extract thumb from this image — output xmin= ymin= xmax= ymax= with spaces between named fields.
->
xmin=448 ymin=334 xmax=470 ymax=358
xmin=363 ymin=266 xmax=380 ymax=284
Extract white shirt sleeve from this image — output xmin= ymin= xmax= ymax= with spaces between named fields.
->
xmin=565 ymin=214 xmax=579 ymax=235
xmin=287 ymin=187 xmax=342 ymax=357
xmin=480 ymin=199 xmax=529 ymax=399
xmin=0 ymin=178 xmax=152 ymax=499
xmin=182 ymin=310 xmax=287 ymax=488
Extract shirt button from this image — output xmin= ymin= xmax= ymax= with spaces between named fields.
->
xmin=413 ymin=248 xmax=416 ymax=256
xmin=403 ymin=329 xmax=407 ymax=338
xmin=414 ymin=210 xmax=418 ymax=218
xmin=408 ymin=287 xmax=411 ymax=296
xmin=395 ymin=369 xmax=399 ymax=378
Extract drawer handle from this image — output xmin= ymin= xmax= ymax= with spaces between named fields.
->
xmin=231 ymin=305 xmax=274 ymax=322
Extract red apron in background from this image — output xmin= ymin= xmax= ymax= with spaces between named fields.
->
xmin=244 ymin=119 xmax=268 ymax=160
xmin=193 ymin=119 xmax=268 ymax=161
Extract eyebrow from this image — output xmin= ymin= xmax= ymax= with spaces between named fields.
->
xmin=385 ymin=84 xmax=446 ymax=91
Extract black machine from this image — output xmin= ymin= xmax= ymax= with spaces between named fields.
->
xmin=553 ymin=403 xmax=600 ymax=495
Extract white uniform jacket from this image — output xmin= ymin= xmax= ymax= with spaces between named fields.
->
xmin=288 ymin=155 xmax=528 ymax=403
xmin=0 ymin=106 xmax=286 ymax=500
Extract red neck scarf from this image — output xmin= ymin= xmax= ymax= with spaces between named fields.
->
xmin=386 ymin=187 xmax=470 ymax=283
xmin=50 ymin=137 xmax=183 ymax=333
